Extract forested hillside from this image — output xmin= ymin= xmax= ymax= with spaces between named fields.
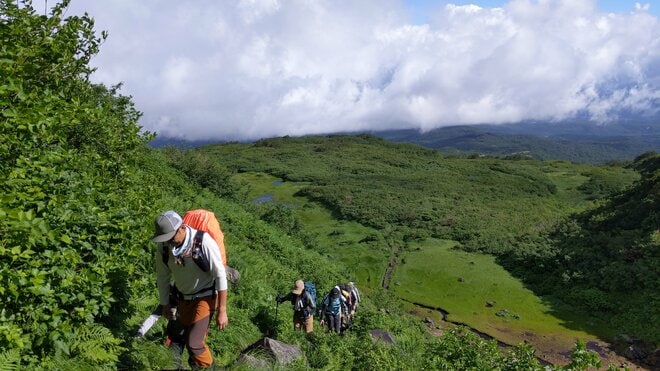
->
xmin=507 ymin=151 xmax=660 ymax=342
xmin=375 ymin=121 xmax=660 ymax=164
xmin=0 ymin=2 xmax=654 ymax=370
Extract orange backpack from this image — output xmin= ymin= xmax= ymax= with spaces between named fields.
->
xmin=182 ymin=209 xmax=227 ymax=267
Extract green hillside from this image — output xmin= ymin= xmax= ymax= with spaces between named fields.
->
xmin=1 ymin=3 xmax=654 ymax=370
xmin=376 ymin=124 xmax=660 ymax=164
xmin=193 ymin=135 xmax=656 ymax=358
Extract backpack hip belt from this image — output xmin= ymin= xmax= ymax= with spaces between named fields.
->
xmin=180 ymin=287 xmax=215 ymax=301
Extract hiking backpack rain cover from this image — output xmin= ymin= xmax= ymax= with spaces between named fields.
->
xmin=182 ymin=209 xmax=228 ymax=267
xmin=304 ymin=281 xmax=317 ymax=308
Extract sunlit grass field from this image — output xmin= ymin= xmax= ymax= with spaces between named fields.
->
xmin=391 ymin=238 xmax=599 ymax=348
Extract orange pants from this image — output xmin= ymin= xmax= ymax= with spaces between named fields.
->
xmin=178 ymin=296 xmax=217 ymax=369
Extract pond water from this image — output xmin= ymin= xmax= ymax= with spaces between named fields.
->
xmin=253 ymin=194 xmax=274 ymax=203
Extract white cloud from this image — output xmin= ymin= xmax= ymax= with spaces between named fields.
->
xmin=65 ymin=0 xmax=659 ymax=140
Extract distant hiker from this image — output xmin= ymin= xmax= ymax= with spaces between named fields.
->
xmin=319 ymin=286 xmax=348 ymax=333
xmin=153 ymin=210 xmax=229 ymax=370
xmin=347 ymin=282 xmax=361 ymax=316
xmin=276 ymin=280 xmax=316 ymax=333
xmin=337 ymin=284 xmax=354 ymax=329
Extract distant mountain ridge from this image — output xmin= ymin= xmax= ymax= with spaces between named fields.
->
xmin=151 ymin=117 xmax=659 ymax=164
xmin=373 ymin=119 xmax=660 ymax=164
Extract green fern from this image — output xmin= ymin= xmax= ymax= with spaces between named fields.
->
xmin=0 ymin=349 xmax=21 ymax=371
xmin=69 ymin=325 xmax=124 ymax=364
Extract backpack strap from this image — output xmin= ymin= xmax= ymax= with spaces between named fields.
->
xmin=192 ymin=230 xmax=204 ymax=251
xmin=162 ymin=230 xmax=209 ymax=271
xmin=191 ymin=230 xmax=210 ymax=272
xmin=162 ymin=244 xmax=169 ymax=266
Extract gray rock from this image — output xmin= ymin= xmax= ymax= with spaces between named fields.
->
xmin=370 ymin=329 xmax=396 ymax=345
xmin=226 ymin=267 xmax=240 ymax=287
xmin=262 ymin=337 xmax=302 ymax=365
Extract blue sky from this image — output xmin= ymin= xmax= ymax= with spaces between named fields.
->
xmin=406 ymin=1 xmax=658 ymax=23
xmin=66 ymin=0 xmax=659 ymax=141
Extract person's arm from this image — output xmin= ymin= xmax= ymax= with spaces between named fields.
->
xmin=205 ymin=234 xmax=228 ymax=329
xmin=277 ymin=292 xmax=293 ymax=304
xmin=155 ymin=245 xmax=172 ymax=308
xmin=319 ymin=296 xmax=327 ymax=324
xmin=215 ymin=289 xmax=228 ymax=329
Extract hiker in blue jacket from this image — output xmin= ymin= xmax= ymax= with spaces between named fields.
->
xmin=276 ymin=279 xmax=316 ymax=333
xmin=319 ymin=286 xmax=348 ymax=333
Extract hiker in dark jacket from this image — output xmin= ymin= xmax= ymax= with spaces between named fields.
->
xmin=276 ymin=279 xmax=316 ymax=333
xmin=319 ymin=286 xmax=348 ymax=333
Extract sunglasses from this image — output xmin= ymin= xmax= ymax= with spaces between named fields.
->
xmin=166 ymin=227 xmax=181 ymax=245
xmin=167 ymin=228 xmax=186 ymax=266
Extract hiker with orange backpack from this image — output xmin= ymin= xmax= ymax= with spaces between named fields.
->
xmin=153 ymin=210 xmax=228 ymax=370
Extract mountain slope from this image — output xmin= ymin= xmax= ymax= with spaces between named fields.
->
xmin=375 ymin=120 xmax=660 ymax=163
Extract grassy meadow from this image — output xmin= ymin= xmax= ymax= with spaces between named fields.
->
xmin=391 ymin=238 xmax=598 ymax=350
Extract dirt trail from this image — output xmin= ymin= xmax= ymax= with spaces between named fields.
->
xmin=406 ymin=300 xmax=649 ymax=370
xmin=381 ymin=245 xmax=400 ymax=289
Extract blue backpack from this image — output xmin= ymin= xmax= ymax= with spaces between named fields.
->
xmin=304 ymin=281 xmax=317 ymax=307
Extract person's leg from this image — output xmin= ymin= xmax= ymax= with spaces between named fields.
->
xmin=328 ymin=313 xmax=340 ymax=333
xmin=179 ymin=297 xmax=215 ymax=369
xmin=304 ymin=315 xmax=314 ymax=333
xmin=293 ymin=311 xmax=303 ymax=331
xmin=166 ymin=318 xmax=185 ymax=369
xmin=324 ymin=313 xmax=333 ymax=332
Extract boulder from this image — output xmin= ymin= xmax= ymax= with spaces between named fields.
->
xmin=370 ymin=329 xmax=396 ymax=345
xmin=261 ymin=337 xmax=302 ymax=365
xmin=226 ymin=267 xmax=240 ymax=287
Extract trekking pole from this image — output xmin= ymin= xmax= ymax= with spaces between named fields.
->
xmin=272 ymin=296 xmax=280 ymax=337
xmin=275 ymin=301 xmax=279 ymax=324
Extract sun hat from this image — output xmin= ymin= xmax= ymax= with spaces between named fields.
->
xmin=292 ymin=280 xmax=304 ymax=295
xmin=152 ymin=210 xmax=182 ymax=243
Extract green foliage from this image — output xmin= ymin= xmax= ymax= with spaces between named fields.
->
xmin=163 ymin=146 xmax=247 ymax=201
xmin=424 ymin=327 xmax=505 ymax=370
xmin=1 ymin=1 xmax=629 ymax=369
xmin=0 ymin=1 xmax=153 ymax=366
xmin=528 ymin=152 xmax=660 ymax=341
xmin=559 ymin=341 xmax=602 ymax=370
xmin=0 ymin=349 xmax=21 ymax=371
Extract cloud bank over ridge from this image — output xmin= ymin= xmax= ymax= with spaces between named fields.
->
xmin=68 ymin=0 xmax=659 ymax=141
